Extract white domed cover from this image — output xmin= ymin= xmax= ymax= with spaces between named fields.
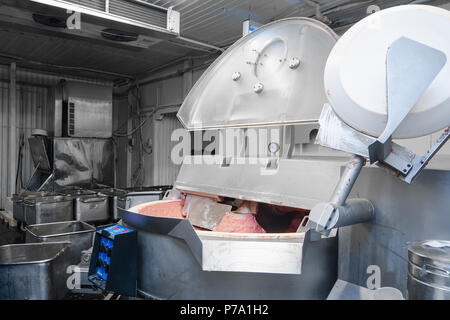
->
xmin=324 ymin=5 xmax=450 ymax=139
xmin=178 ymin=18 xmax=338 ymax=130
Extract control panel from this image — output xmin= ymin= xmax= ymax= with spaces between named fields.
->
xmin=88 ymin=224 xmax=137 ymax=296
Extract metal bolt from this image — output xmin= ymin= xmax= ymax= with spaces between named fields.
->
xmin=288 ymin=57 xmax=301 ymax=69
xmin=253 ymin=82 xmax=264 ymax=93
xmin=232 ymin=72 xmax=241 ymax=81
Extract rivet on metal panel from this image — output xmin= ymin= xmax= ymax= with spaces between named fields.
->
xmin=289 ymin=57 xmax=301 ymax=69
xmin=232 ymin=72 xmax=241 ymax=81
xmin=253 ymin=82 xmax=264 ymax=93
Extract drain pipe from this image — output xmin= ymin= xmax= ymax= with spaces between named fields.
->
xmin=302 ymin=0 xmax=331 ymax=24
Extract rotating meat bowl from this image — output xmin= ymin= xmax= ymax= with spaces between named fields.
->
xmin=115 ymin=17 xmax=344 ymax=300
xmin=120 ymin=206 xmax=337 ymax=300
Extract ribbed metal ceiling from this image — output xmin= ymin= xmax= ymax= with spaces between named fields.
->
xmin=0 ymin=0 xmax=447 ymax=80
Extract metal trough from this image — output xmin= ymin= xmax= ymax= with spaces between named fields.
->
xmin=25 ymin=221 xmax=95 ymax=265
xmin=0 ymin=242 xmax=71 ymax=300
xmin=120 ymin=207 xmax=337 ymax=299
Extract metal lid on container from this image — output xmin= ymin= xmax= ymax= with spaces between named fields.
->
xmin=23 ymin=194 xmax=72 ymax=204
xmin=60 ymin=188 xmax=96 ymax=197
xmin=177 ymin=18 xmax=338 ymax=130
xmin=407 ymin=240 xmax=450 ymax=271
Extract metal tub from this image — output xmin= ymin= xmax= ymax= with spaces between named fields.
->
xmin=74 ymin=195 xmax=109 ymax=222
xmin=120 ymin=186 xmax=171 ymax=210
xmin=25 ymin=221 xmax=95 ymax=265
xmin=91 ymin=188 xmax=128 ymax=221
xmin=121 ymin=207 xmax=338 ymax=300
xmin=24 ymin=195 xmax=74 ymax=225
xmin=0 ymin=242 xmax=71 ymax=300
xmin=13 ymin=191 xmax=61 ymax=223
xmin=61 ymin=189 xmax=109 ymax=222
xmin=407 ymin=240 xmax=450 ymax=300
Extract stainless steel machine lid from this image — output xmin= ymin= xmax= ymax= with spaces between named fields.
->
xmin=177 ymin=18 xmax=338 ymax=130
xmin=324 ymin=5 xmax=450 ymax=139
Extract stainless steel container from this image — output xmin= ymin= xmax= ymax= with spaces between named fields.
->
xmin=407 ymin=240 xmax=450 ymax=300
xmin=120 ymin=186 xmax=171 ymax=210
xmin=25 ymin=221 xmax=95 ymax=265
xmin=23 ymin=195 xmax=74 ymax=225
xmin=91 ymin=188 xmax=128 ymax=221
xmin=0 ymin=242 xmax=71 ymax=300
xmin=12 ymin=191 xmax=60 ymax=223
xmin=74 ymin=195 xmax=109 ymax=222
xmin=62 ymin=189 xmax=109 ymax=223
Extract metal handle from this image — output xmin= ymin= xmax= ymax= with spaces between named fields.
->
xmin=422 ymin=264 xmax=450 ymax=278
xmin=80 ymin=197 xmax=106 ymax=204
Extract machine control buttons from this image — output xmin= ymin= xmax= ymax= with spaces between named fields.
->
xmin=88 ymin=224 xmax=137 ymax=296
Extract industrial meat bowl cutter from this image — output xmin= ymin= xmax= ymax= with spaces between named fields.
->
xmin=118 ymin=6 xmax=450 ymax=299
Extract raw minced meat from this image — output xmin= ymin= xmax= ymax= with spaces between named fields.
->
xmin=214 ymin=212 xmax=266 ymax=233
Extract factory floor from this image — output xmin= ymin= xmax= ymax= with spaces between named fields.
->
xmin=0 ymin=217 xmax=23 ymax=246
xmin=0 ymin=216 xmax=118 ymax=300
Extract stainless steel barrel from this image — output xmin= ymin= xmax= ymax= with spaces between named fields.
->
xmin=407 ymin=240 xmax=450 ymax=300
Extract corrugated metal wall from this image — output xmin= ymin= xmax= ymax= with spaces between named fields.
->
xmin=0 ymin=83 xmax=9 ymax=209
xmin=119 ymin=60 xmax=205 ymax=188
xmin=149 ymin=113 xmax=184 ymax=186
xmin=0 ymin=64 xmax=112 ymax=209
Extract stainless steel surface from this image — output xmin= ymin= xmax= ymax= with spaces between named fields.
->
xmin=407 ymin=240 xmax=450 ymax=300
xmin=23 ymin=194 xmax=74 ymax=225
xmin=317 ymin=103 xmax=448 ymax=184
xmin=53 ymin=138 xmax=114 ymax=188
xmin=121 ymin=187 xmax=168 ymax=209
xmin=177 ymin=18 xmax=337 ymax=130
xmin=74 ymin=194 xmax=109 ymax=222
xmin=330 ymin=155 xmax=364 ymax=207
xmin=0 ymin=242 xmax=70 ymax=300
xmin=12 ymin=191 xmax=61 ymax=222
xmin=403 ymin=127 xmax=450 ymax=183
xmin=28 ymin=135 xmax=51 ymax=172
xmin=63 ymin=82 xmax=113 ymax=138
xmin=338 ymin=167 xmax=450 ymax=296
xmin=0 ymin=65 xmax=113 ymax=209
xmin=175 ymin=156 xmax=347 ymax=210
xmin=121 ymin=208 xmax=337 ymax=299
xmin=91 ymin=188 xmax=128 ymax=221
xmin=368 ymin=37 xmax=447 ymax=163
xmin=184 ymin=194 xmax=231 ymax=230
xmin=298 ymin=156 xmax=374 ymax=235
xmin=25 ymin=221 xmax=95 ymax=265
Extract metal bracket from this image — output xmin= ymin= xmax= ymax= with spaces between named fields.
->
xmin=401 ymin=126 xmax=450 ymax=183
xmin=298 ymin=155 xmax=375 ymax=236
xmin=368 ymin=37 xmax=447 ymax=164
xmin=317 ymin=104 xmax=449 ymax=184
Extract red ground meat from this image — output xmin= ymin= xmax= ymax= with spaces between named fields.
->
xmin=135 ymin=200 xmax=185 ymax=218
xmin=214 ymin=212 xmax=266 ymax=233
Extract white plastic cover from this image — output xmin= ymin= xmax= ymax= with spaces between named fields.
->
xmin=324 ymin=5 xmax=450 ymax=139
xmin=177 ymin=18 xmax=338 ymax=130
